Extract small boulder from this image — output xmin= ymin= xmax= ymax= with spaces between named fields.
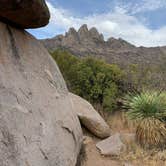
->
xmin=96 ymin=133 xmax=126 ymax=156
xmin=70 ymin=93 xmax=111 ymax=138
xmin=0 ymin=0 xmax=50 ymax=28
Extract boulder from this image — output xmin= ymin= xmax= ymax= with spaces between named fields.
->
xmin=0 ymin=22 xmax=82 ymax=166
xmin=70 ymin=93 xmax=111 ymax=138
xmin=96 ymin=133 xmax=126 ymax=156
xmin=0 ymin=0 xmax=50 ymax=29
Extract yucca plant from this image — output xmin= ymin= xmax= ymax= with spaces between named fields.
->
xmin=124 ymin=91 xmax=166 ymax=149
xmin=136 ymin=117 xmax=166 ymax=149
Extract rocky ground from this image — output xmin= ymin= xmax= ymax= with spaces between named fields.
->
xmin=80 ymin=111 xmax=166 ymax=166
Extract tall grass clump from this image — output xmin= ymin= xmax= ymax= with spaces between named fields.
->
xmin=124 ymin=91 xmax=166 ymax=149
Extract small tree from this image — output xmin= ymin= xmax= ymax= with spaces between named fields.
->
xmin=51 ymin=50 xmax=124 ymax=112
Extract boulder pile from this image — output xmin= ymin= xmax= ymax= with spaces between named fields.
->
xmin=0 ymin=1 xmax=83 ymax=166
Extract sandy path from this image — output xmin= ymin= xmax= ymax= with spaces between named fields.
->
xmin=82 ymin=136 xmax=122 ymax=166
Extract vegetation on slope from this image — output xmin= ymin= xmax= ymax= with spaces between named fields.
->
xmin=51 ymin=49 xmax=124 ymax=112
xmin=51 ymin=49 xmax=166 ymax=151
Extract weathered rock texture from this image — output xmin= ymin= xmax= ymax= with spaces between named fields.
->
xmin=0 ymin=0 xmax=50 ymax=28
xmin=0 ymin=22 xmax=82 ymax=166
xmin=70 ymin=93 xmax=111 ymax=138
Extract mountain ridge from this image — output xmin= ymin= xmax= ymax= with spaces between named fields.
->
xmin=41 ymin=24 xmax=166 ymax=67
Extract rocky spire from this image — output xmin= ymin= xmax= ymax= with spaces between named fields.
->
xmin=64 ymin=27 xmax=80 ymax=44
xmin=78 ymin=24 xmax=90 ymax=40
xmin=89 ymin=27 xmax=104 ymax=41
xmin=66 ymin=27 xmax=79 ymax=39
xmin=78 ymin=24 xmax=89 ymax=33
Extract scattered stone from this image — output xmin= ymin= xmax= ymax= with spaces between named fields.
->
xmin=96 ymin=133 xmax=126 ymax=156
xmin=70 ymin=93 xmax=111 ymax=138
xmin=0 ymin=0 xmax=50 ymax=28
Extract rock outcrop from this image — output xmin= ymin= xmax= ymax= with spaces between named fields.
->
xmin=0 ymin=2 xmax=83 ymax=166
xmin=70 ymin=93 xmax=111 ymax=138
xmin=0 ymin=0 xmax=50 ymax=28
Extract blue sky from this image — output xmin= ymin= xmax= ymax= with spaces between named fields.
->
xmin=28 ymin=0 xmax=166 ymax=47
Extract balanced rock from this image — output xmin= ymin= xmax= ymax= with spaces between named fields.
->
xmin=70 ymin=93 xmax=111 ymax=138
xmin=96 ymin=133 xmax=126 ymax=156
xmin=0 ymin=0 xmax=50 ymax=28
xmin=0 ymin=22 xmax=82 ymax=166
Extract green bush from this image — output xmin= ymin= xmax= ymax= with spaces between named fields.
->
xmin=51 ymin=50 xmax=124 ymax=112
xmin=124 ymin=91 xmax=166 ymax=120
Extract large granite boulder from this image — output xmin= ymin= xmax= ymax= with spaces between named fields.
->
xmin=0 ymin=22 xmax=82 ymax=166
xmin=70 ymin=93 xmax=111 ymax=138
xmin=0 ymin=0 xmax=50 ymax=28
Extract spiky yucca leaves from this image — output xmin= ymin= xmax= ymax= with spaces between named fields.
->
xmin=136 ymin=118 xmax=166 ymax=149
xmin=124 ymin=91 xmax=166 ymax=120
xmin=124 ymin=91 xmax=166 ymax=149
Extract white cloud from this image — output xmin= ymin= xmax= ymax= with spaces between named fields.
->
xmin=133 ymin=0 xmax=166 ymax=13
xmin=114 ymin=0 xmax=166 ymax=14
xmin=36 ymin=1 xmax=166 ymax=47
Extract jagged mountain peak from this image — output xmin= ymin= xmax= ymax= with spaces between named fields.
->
xmin=41 ymin=25 xmax=166 ymax=67
xmin=68 ymin=27 xmax=77 ymax=35
xmin=89 ymin=27 xmax=104 ymax=41
xmin=63 ymin=24 xmax=105 ymax=42
xmin=66 ymin=27 xmax=79 ymax=40
xmin=89 ymin=27 xmax=99 ymax=35
xmin=78 ymin=24 xmax=89 ymax=33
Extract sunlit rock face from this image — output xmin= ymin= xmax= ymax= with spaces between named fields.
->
xmin=0 ymin=21 xmax=82 ymax=166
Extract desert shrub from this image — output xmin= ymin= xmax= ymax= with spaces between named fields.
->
xmin=124 ymin=91 xmax=166 ymax=149
xmin=124 ymin=91 xmax=166 ymax=120
xmin=123 ymin=63 xmax=166 ymax=91
xmin=136 ymin=118 xmax=166 ymax=149
xmin=51 ymin=50 xmax=124 ymax=112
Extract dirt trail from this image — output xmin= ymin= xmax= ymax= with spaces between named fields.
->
xmin=82 ymin=136 xmax=124 ymax=166
xmin=81 ymin=111 xmax=166 ymax=166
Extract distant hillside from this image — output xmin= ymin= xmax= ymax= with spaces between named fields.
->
xmin=41 ymin=24 xmax=166 ymax=68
